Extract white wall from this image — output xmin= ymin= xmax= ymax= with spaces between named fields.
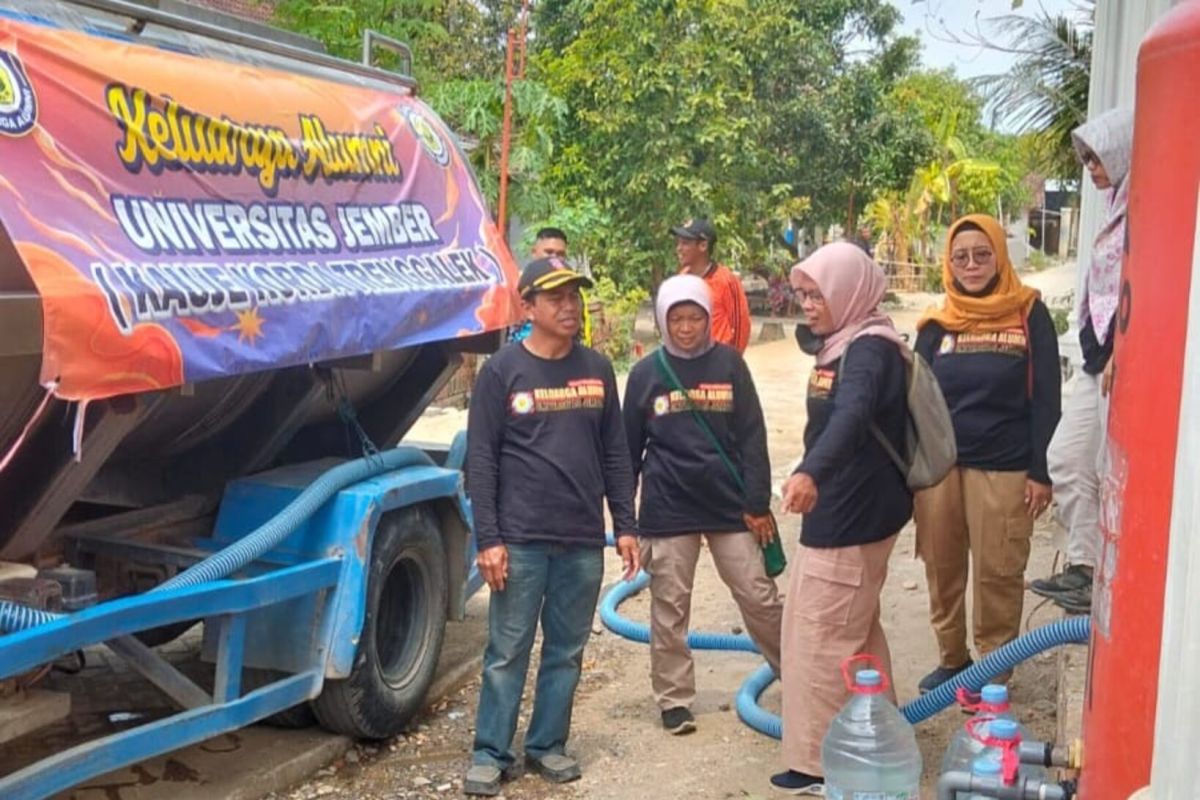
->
xmin=1151 ymin=189 xmax=1200 ymax=800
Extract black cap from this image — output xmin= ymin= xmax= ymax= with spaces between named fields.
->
xmin=670 ymin=217 xmax=716 ymax=243
xmin=517 ymin=256 xmax=593 ymax=298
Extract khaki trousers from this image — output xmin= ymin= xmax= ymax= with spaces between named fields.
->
xmin=640 ymin=532 xmax=783 ymax=711
xmin=781 ymin=534 xmax=898 ymax=776
xmin=914 ymin=467 xmax=1033 ymax=668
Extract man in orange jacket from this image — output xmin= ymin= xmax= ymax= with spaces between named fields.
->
xmin=671 ymin=218 xmax=752 ymax=353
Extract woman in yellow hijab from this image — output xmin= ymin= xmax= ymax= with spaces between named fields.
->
xmin=912 ymin=214 xmax=1061 ymax=694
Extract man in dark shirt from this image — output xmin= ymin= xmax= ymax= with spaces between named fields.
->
xmin=464 ymin=257 xmax=639 ymax=796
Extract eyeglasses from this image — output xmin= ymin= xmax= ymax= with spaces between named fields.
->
xmin=793 ymin=288 xmax=826 ymax=306
xmin=950 ymin=248 xmax=995 ymax=268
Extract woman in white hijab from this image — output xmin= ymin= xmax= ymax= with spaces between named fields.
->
xmin=621 ymin=274 xmax=783 ymax=737
xmin=1032 ymin=107 xmax=1134 ymax=613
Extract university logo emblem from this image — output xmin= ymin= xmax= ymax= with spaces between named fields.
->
xmin=510 ymin=391 xmax=535 ymax=415
xmin=0 ymin=52 xmax=37 ymax=137
xmin=402 ymin=106 xmax=450 ymax=167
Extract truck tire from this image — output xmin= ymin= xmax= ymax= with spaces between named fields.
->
xmin=312 ymin=505 xmax=448 ymax=739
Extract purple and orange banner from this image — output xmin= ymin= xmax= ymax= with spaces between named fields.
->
xmin=0 ymin=18 xmax=520 ymax=401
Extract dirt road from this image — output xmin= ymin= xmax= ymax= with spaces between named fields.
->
xmin=271 ymin=306 xmax=1064 ymax=800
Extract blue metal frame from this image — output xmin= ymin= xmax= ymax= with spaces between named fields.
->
xmin=0 ymin=560 xmax=339 ymax=800
xmin=0 ymin=453 xmax=482 ymax=800
xmin=0 ymin=559 xmax=340 ymax=678
xmin=204 ymin=458 xmax=471 ymax=677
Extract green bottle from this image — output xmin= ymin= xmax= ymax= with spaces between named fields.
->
xmin=761 ymin=518 xmax=787 ymax=578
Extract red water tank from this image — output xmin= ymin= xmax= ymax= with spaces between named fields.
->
xmin=1080 ymin=4 xmax=1200 ymax=797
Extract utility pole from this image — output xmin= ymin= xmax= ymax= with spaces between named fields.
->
xmin=497 ymin=0 xmax=530 ymax=243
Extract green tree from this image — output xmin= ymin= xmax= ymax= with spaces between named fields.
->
xmin=974 ymin=2 xmax=1094 ymax=180
xmin=270 ymin=0 xmax=566 ymax=232
xmin=538 ymin=0 xmax=919 ymax=287
xmin=425 ymin=78 xmax=567 ymax=225
xmin=867 ymin=68 xmax=1036 ymax=277
xmin=272 ymin=0 xmax=512 ymax=84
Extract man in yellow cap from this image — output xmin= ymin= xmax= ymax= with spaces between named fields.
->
xmin=464 ymin=257 xmax=639 ymax=796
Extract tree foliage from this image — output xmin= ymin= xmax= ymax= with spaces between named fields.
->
xmin=273 ymin=0 xmax=511 ymax=84
xmin=868 ymin=68 xmax=1036 ymax=271
xmin=974 ymin=2 xmax=1094 ymax=180
xmin=269 ymin=0 xmax=1055 ymax=293
xmin=425 ymin=78 xmax=567 ymax=225
xmin=537 ymin=0 xmax=921 ymax=286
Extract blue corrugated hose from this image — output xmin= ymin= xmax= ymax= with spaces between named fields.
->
xmin=599 ymin=570 xmax=762 ymax=653
xmin=899 ymin=614 xmax=1091 ymax=724
xmin=600 ymin=571 xmax=1092 ymax=739
xmin=0 ymin=448 xmax=434 ymax=635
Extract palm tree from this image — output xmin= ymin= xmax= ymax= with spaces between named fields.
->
xmin=866 ymin=108 xmax=997 ymax=266
xmin=974 ymin=2 xmax=1094 ymax=180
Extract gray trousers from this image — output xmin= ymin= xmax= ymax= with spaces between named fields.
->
xmin=1048 ymin=372 xmax=1110 ymax=567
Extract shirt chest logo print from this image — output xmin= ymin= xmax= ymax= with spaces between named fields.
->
xmin=939 ymin=335 xmax=957 ymax=355
xmin=509 ymin=379 xmax=605 ymax=416
xmin=653 ymin=383 xmax=734 ymax=415
xmin=510 ymin=391 xmax=535 ymax=415
xmin=950 ymin=328 xmax=1028 ymax=356
xmin=809 ymin=368 xmax=835 ymax=398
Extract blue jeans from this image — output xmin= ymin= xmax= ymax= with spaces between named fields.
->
xmin=472 ymin=542 xmax=604 ymax=768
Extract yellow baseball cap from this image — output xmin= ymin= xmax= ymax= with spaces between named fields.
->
xmin=518 ymin=256 xmax=593 ymax=298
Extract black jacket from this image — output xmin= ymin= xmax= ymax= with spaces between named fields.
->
xmin=915 ymin=300 xmax=1061 ymax=484
xmin=796 ymin=336 xmax=913 ymax=548
xmin=624 ymin=344 xmax=770 ymax=537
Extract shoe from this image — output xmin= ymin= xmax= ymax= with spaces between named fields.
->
xmin=661 ymin=706 xmax=697 ymax=735
xmin=1055 ymin=583 xmax=1092 ymax=614
xmin=918 ymin=659 xmax=974 ymax=694
xmin=525 ymin=753 xmax=581 ymax=784
xmin=1031 ymin=565 xmax=1093 ymax=598
xmin=770 ymin=770 xmax=825 ymax=795
xmin=464 ymin=764 xmax=502 ymax=796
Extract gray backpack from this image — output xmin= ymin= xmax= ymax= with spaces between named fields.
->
xmin=847 ymin=341 xmax=957 ymax=490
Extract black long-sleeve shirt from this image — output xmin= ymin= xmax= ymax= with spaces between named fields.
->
xmin=796 ymin=336 xmax=912 ymax=548
xmin=466 ymin=342 xmax=637 ymax=550
xmin=623 ymin=344 xmax=771 ymax=537
xmin=914 ymin=300 xmax=1061 ymax=484
xmin=1080 ymin=315 xmax=1116 ymax=376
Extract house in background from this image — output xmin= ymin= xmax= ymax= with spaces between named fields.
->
xmin=1029 ymin=179 xmax=1080 ymax=259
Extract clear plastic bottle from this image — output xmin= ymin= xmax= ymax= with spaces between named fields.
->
xmin=941 ymin=684 xmax=1018 ymax=778
xmin=966 ymin=756 xmax=1003 ymax=799
xmin=948 ymin=718 xmax=1046 ymax=799
xmin=821 ymin=669 xmax=922 ymax=800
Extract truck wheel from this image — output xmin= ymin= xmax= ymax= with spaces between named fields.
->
xmin=312 ymin=505 xmax=448 ymax=739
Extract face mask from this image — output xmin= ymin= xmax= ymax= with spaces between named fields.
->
xmin=794 ymin=324 xmax=825 ymax=356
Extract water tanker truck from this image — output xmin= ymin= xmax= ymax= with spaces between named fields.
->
xmin=0 ymin=2 xmax=519 ymax=796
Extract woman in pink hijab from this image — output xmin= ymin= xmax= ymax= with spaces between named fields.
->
xmin=772 ymin=243 xmax=913 ymax=795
